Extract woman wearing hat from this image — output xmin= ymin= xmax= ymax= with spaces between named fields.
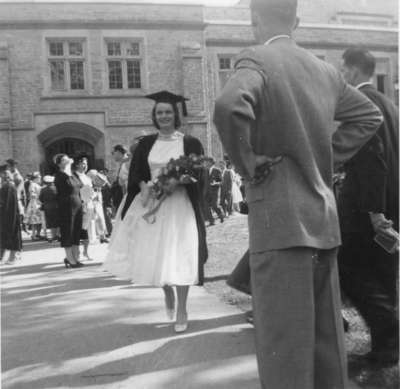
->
xmin=24 ymin=171 xmax=43 ymax=240
xmin=86 ymin=169 xmax=109 ymax=243
xmin=104 ymin=90 xmax=208 ymax=333
xmin=39 ymin=175 xmax=59 ymax=242
xmin=73 ymin=155 xmax=95 ymax=260
xmin=54 ymin=154 xmax=84 ymax=268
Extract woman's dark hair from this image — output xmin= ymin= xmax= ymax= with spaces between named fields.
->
xmin=54 ymin=153 xmax=68 ymax=166
xmin=112 ymin=144 xmax=127 ymax=154
xmin=151 ymin=102 xmax=181 ymax=130
xmin=74 ymin=155 xmax=88 ymax=164
xmin=72 ymin=155 xmax=88 ymax=171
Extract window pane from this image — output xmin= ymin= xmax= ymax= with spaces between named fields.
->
xmin=108 ymin=61 xmax=123 ymax=89
xmin=107 ymin=42 xmax=121 ymax=56
xmin=50 ymin=61 xmax=65 ymax=90
xmin=49 ymin=42 xmax=64 ymax=56
xmin=127 ymin=60 xmax=141 ymax=89
xmin=126 ymin=42 xmax=140 ymax=56
xmin=69 ymin=42 xmax=83 ymax=56
xmin=377 ymin=74 xmax=386 ymax=94
xmin=70 ymin=61 xmax=85 ymax=90
xmin=219 ymin=57 xmax=231 ymax=70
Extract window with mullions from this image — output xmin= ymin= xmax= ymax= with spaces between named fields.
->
xmin=106 ymin=40 xmax=143 ymax=90
xmin=47 ymin=39 xmax=86 ymax=91
xmin=218 ymin=55 xmax=234 ymax=90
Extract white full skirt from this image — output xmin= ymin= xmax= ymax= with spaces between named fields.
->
xmin=232 ymin=182 xmax=243 ymax=203
xmin=103 ymin=187 xmax=199 ymax=286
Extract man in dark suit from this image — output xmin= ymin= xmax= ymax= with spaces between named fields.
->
xmin=213 ymin=1 xmax=383 ymax=388
xmin=204 ymin=159 xmax=224 ymax=225
xmin=338 ymin=47 xmax=399 ymax=366
xmin=220 ymin=160 xmax=233 ymax=216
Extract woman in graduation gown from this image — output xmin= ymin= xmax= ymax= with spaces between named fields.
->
xmin=103 ymin=91 xmax=208 ymax=333
xmin=0 ymin=165 xmax=22 ymax=263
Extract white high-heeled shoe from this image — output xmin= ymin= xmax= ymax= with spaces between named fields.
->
xmin=174 ymin=322 xmax=188 ymax=333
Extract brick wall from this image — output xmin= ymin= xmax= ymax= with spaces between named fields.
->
xmin=0 ymin=2 xmax=397 ymax=175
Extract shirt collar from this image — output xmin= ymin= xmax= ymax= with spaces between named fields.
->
xmin=264 ymin=35 xmax=291 ymax=46
xmin=355 ymin=81 xmax=374 ymax=90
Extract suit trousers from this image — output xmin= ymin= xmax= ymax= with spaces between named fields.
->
xmin=205 ymin=188 xmax=224 ymax=223
xmin=250 ymin=247 xmax=347 ymax=389
xmin=220 ymin=189 xmax=233 ymax=215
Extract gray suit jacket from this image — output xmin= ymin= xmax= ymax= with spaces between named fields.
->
xmin=214 ymin=39 xmax=382 ymax=253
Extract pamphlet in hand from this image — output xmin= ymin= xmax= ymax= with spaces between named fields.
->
xmin=373 ymin=228 xmax=400 ymax=254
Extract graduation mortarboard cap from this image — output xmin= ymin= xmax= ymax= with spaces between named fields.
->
xmin=145 ymin=90 xmax=189 ymax=116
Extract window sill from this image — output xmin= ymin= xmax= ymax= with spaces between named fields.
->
xmin=40 ymin=90 xmax=147 ymax=100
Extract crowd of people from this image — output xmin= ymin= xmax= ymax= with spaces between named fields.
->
xmin=0 ymin=140 xmax=245 ymax=268
xmin=0 ymin=0 xmax=398 ymax=387
xmin=0 ymin=155 xmax=120 ymax=265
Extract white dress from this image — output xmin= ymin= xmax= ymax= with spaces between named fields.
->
xmin=232 ymin=172 xmax=243 ymax=204
xmin=103 ymin=133 xmax=199 ymax=286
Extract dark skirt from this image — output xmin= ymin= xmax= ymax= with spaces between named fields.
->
xmin=0 ymin=184 xmax=22 ymax=252
xmin=58 ymin=201 xmax=83 ymax=247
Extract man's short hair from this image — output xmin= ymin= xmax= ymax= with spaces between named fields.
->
xmin=342 ymin=48 xmax=376 ymax=78
xmin=250 ymin=0 xmax=297 ymax=26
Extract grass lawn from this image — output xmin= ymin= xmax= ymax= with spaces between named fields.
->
xmin=203 ymin=213 xmax=399 ymax=388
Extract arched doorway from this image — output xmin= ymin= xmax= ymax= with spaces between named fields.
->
xmin=38 ymin=122 xmax=105 ymax=174
xmin=45 ymin=138 xmax=95 ymax=174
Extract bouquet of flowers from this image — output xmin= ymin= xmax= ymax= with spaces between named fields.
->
xmin=142 ymin=154 xmax=213 ymax=223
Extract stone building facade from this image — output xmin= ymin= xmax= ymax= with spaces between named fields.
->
xmin=0 ymin=0 xmax=398 ymax=176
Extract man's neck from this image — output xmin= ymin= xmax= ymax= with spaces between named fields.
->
xmin=259 ymin=28 xmax=292 ymax=44
xmin=354 ymin=79 xmax=373 ymax=90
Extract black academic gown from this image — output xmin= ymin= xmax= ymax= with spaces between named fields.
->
xmin=359 ymin=84 xmax=399 ymax=229
xmin=0 ymin=182 xmax=22 ymax=251
xmin=337 ymin=85 xmax=399 ymax=355
xmin=122 ymin=133 xmax=208 ymax=285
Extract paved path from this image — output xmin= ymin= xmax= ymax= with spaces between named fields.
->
xmin=1 ymin=241 xmax=259 ymax=389
xmin=2 ymin=240 xmax=366 ymax=389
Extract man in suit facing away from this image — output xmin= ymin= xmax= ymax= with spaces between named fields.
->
xmin=213 ymin=0 xmax=383 ymax=388
xmin=338 ymin=48 xmax=399 ymax=367
xmin=220 ymin=160 xmax=233 ymax=216
xmin=204 ymin=158 xmax=225 ymax=225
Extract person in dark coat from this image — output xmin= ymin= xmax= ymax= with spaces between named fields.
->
xmin=99 ymin=169 xmax=113 ymax=236
xmin=0 ymin=165 xmax=22 ymax=264
xmin=220 ymin=160 xmax=233 ymax=216
xmin=338 ymin=47 xmax=399 ymax=366
xmin=54 ymin=154 xmax=84 ymax=268
xmin=203 ymin=159 xmax=225 ymax=225
xmin=105 ymin=90 xmax=208 ymax=334
xmin=39 ymin=175 xmax=59 ymax=242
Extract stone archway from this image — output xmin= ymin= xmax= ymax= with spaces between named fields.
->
xmin=38 ymin=122 xmax=105 ymax=174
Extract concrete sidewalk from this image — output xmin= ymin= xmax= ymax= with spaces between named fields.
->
xmin=1 ymin=242 xmax=259 ymax=389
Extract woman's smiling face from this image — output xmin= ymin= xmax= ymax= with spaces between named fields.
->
xmin=155 ymin=102 xmax=175 ymax=132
